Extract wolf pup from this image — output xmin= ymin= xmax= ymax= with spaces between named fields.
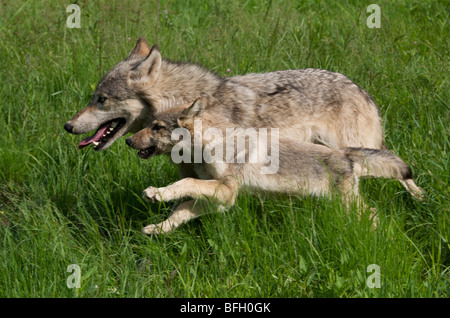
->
xmin=127 ymin=99 xmax=423 ymax=234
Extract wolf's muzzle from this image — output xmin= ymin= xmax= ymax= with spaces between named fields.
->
xmin=64 ymin=123 xmax=74 ymax=133
xmin=125 ymin=138 xmax=134 ymax=148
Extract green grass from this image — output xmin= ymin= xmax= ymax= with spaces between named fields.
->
xmin=0 ymin=0 xmax=448 ymax=298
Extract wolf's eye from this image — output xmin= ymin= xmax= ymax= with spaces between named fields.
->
xmin=98 ymin=96 xmax=107 ymax=104
xmin=152 ymin=124 xmax=164 ymax=131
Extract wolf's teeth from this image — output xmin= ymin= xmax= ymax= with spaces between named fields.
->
xmin=109 ymin=127 xmax=114 ymax=131
xmin=102 ymin=134 xmax=106 ymax=137
xmin=93 ymin=141 xmax=100 ymax=147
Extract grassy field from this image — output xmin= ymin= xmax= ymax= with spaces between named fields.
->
xmin=0 ymin=0 xmax=448 ymax=298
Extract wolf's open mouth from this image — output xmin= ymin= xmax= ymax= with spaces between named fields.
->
xmin=78 ymin=118 xmax=126 ymax=150
xmin=138 ymin=146 xmax=157 ymax=159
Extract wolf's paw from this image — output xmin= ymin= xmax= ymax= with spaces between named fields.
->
xmin=413 ymin=187 xmax=425 ymax=201
xmin=142 ymin=224 xmax=163 ymax=235
xmin=142 ymin=221 xmax=174 ymax=235
xmin=142 ymin=186 xmax=163 ymax=202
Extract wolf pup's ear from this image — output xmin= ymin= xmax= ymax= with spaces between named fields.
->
xmin=177 ymin=98 xmax=206 ymax=127
xmin=183 ymin=98 xmax=206 ymax=119
xmin=127 ymin=37 xmax=151 ymax=61
xmin=129 ymin=44 xmax=162 ymax=84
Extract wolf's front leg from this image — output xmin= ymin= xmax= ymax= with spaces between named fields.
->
xmin=142 ymin=185 xmax=173 ymax=202
xmin=142 ymin=177 xmax=239 ymax=234
xmin=142 ymin=177 xmax=239 ymax=205
xmin=142 ymin=183 xmax=192 ymax=202
xmin=142 ymin=199 xmax=207 ymax=234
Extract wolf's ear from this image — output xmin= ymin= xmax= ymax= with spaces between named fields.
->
xmin=182 ymin=98 xmax=206 ymax=119
xmin=177 ymin=98 xmax=206 ymax=126
xmin=127 ymin=37 xmax=151 ymax=61
xmin=129 ymin=44 xmax=162 ymax=84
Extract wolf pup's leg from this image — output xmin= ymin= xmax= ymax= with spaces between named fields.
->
xmin=340 ymin=174 xmax=378 ymax=229
xmin=142 ymin=177 xmax=239 ymax=234
xmin=399 ymin=179 xmax=424 ymax=200
xmin=143 ymin=199 xmax=206 ymax=234
xmin=142 ymin=177 xmax=238 ymax=205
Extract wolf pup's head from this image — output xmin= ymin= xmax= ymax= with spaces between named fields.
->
xmin=64 ymin=37 xmax=163 ymax=151
xmin=126 ymin=99 xmax=206 ymax=159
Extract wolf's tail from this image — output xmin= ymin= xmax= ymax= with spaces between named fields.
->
xmin=344 ymin=148 xmax=424 ymax=200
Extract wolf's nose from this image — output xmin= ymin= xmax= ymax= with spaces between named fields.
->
xmin=64 ymin=123 xmax=74 ymax=133
xmin=125 ymin=138 xmax=133 ymax=147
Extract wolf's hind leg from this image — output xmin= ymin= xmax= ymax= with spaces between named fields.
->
xmin=399 ymin=179 xmax=424 ymax=200
xmin=340 ymin=175 xmax=377 ymax=229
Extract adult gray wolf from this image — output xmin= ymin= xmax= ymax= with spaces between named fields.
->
xmin=126 ymin=99 xmax=423 ymax=234
xmin=63 ymin=37 xmax=420 ymax=196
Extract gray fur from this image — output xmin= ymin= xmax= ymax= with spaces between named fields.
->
xmin=63 ymin=37 xmax=423 ymax=228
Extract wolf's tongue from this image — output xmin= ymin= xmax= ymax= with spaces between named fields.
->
xmin=78 ymin=122 xmax=112 ymax=149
